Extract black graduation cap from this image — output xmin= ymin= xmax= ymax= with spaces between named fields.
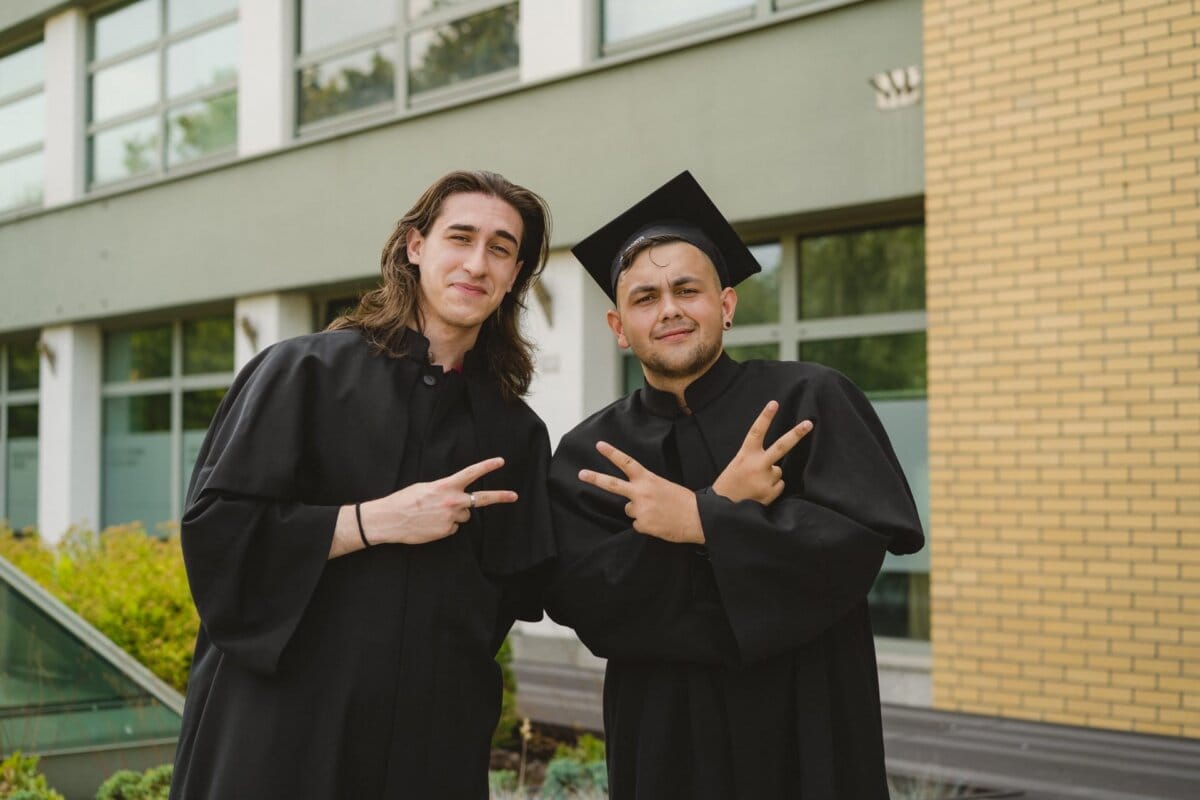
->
xmin=572 ymin=170 xmax=762 ymax=303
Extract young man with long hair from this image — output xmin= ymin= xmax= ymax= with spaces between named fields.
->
xmin=171 ymin=171 xmax=554 ymax=799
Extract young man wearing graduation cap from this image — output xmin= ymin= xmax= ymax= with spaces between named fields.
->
xmin=545 ymin=171 xmax=925 ymax=799
xmin=170 ymin=170 xmax=555 ymax=799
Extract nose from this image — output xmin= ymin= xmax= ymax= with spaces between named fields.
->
xmin=462 ymin=242 xmax=488 ymax=276
xmin=658 ymin=292 xmax=683 ymax=320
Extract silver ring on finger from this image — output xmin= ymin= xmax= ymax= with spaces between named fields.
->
xmin=469 ymin=492 xmax=477 ymax=509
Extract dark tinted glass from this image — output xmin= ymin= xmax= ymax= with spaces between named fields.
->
xmin=104 ymin=326 xmax=172 ymax=383
xmin=182 ymin=317 xmax=233 ymax=375
xmin=868 ymin=571 xmax=930 ymax=640
xmin=800 ymin=332 xmax=926 ymax=398
xmin=6 ymin=405 xmax=37 ymax=438
xmin=7 ymin=340 xmax=39 ymax=391
xmin=799 ymin=225 xmax=924 ymax=319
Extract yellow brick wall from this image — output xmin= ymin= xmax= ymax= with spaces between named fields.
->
xmin=924 ymin=0 xmax=1200 ymax=737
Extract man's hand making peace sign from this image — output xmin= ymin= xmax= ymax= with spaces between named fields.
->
xmin=578 ymin=402 xmax=813 ymax=544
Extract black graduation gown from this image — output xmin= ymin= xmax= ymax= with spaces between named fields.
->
xmin=545 ymin=353 xmax=924 ymax=800
xmin=170 ymin=329 xmax=554 ymax=800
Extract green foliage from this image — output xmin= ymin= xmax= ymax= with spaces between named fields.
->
xmin=0 ymin=752 xmax=64 ymax=800
xmin=541 ymin=735 xmax=607 ymax=800
xmin=492 ymin=636 xmax=520 ymax=748
xmin=488 ymin=769 xmax=517 ymax=792
xmin=94 ymin=764 xmax=172 ymax=800
xmin=552 ymin=734 xmax=606 ymax=764
xmin=298 ymin=50 xmax=395 ymax=125
xmin=0 ymin=526 xmax=198 ymax=693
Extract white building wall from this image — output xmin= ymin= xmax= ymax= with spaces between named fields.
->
xmin=519 ymin=0 xmax=587 ymax=83
xmin=42 ymin=9 xmax=86 ymax=207
xmin=37 ymin=324 xmax=101 ymax=541
xmin=233 ymin=292 xmax=314 ymax=371
xmin=238 ymin=0 xmax=292 ymax=157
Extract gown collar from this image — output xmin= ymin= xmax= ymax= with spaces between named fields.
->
xmin=400 ymin=327 xmax=480 ymax=374
xmin=640 ymin=351 xmax=741 ymax=418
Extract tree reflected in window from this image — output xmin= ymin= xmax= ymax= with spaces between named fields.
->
xmin=298 ymin=47 xmax=396 ymax=126
xmin=408 ymin=3 xmax=518 ymax=95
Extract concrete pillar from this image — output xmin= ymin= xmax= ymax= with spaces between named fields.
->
xmin=519 ymin=249 xmax=617 ymax=641
xmin=233 ymin=292 xmax=313 ymax=371
xmin=37 ymin=324 xmax=101 ymax=542
xmin=42 ymin=9 xmax=87 ymax=206
xmin=519 ymin=0 xmax=587 ymax=83
xmin=238 ymin=0 xmax=292 ymax=156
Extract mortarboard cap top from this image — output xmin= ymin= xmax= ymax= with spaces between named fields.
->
xmin=571 ymin=170 xmax=762 ymax=303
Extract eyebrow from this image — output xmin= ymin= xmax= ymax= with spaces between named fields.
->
xmin=445 ymin=223 xmax=520 ymax=248
xmin=625 ymin=274 xmax=703 ymax=299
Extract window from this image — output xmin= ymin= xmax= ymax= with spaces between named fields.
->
xmin=0 ymin=41 xmax=45 ymax=213
xmin=296 ymin=0 xmax=519 ymax=129
xmin=601 ymin=0 xmax=755 ymax=49
xmin=620 ymin=224 xmax=930 ymax=640
xmin=87 ymin=0 xmax=238 ymax=187
xmin=101 ymin=316 xmax=234 ymax=530
xmin=0 ymin=561 xmax=181 ymax=753
xmin=1 ymin=340 xmax=39 ymax=531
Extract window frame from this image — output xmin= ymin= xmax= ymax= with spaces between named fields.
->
xmin=0 ymin=37 xmax=47 ymax=216
xmin=85 ymin=0 xmax=240 ymax=190
xmin=293 ymin=0 xmax=520 ymax=135
xmin=0 ymin=339 xmax=41 ymax=531
xmin=100 ymin=316 xmax=234 ymax=530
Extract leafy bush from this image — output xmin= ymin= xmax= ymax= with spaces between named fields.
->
xmin=0 ymin=752 xmax=64 ymax=800
xmin=541 ymin=735 xmax=607 ymax=800
xmin=493 ymin=636 xmax=520 ymax=748
xmin=94 ymin=764 xmax=172 ymax=800
xmin=0 ymin=526 xmax=197 ymax=693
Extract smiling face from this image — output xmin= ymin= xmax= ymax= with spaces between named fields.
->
xmin=406 ymin=191 xmax=525 ymax=338
xmin=607 ymin=239 xmax=737 ymax=385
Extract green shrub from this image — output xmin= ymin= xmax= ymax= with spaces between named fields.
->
xmin=0 ymin=526 xmax=198 ymax=693
xmin=493 ymin=636 xmax=520 ymax=748
xmin=0 ymin=752 xmax=64 ymax=800
xmin=94 ymin=764 xmax=172 ymax=800
xmin=541 ymin=735 xmax=607 ymax=799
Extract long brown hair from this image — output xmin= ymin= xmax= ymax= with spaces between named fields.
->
xmin=328 ymin=170 xmax=551 ymax=400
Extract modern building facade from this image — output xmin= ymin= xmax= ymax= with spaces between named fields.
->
xmin=0 ymin=0 xmax=1194 ymax=752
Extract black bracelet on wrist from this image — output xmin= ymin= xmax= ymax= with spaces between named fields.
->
xmin=354 ymin=503 xmax=371 ymax=548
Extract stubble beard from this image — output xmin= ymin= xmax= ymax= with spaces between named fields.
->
xmin=634 ymin=334 xmax=723 ymax=381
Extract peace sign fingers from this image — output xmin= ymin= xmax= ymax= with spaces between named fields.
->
xmin=764 ymin=420 xmax=814 ymax=464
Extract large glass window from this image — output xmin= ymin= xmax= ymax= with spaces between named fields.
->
xmin=87 ymin=0 xmax=238 ymax=187
xmin=0 ymin=41 xmax=45 ymax=214
xmin=618 ymin=223 xmax=930 ymax=641
xmin=1 ymin=341 xmax=39 ymax=532
xmin=601 ymin=0 xmax=755 ymax=48
xmin=101 ymin=317 xmax=233 ymax=530
xmin=296 ymin=0 xmax=519 ymax=129
xmin=0 ymin=562 xmax=181 ymax=753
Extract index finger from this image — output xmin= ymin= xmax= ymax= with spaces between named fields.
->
xmin=742 ymin=401 xmax=780 ymax=447
xmin=596 ymin=441 xmax=645 ymax=478
xmin=470 ymin=490 xmax=519 ymax=508
xmin=765 ymin=421 xmax=814 ymax=463
xmin=445 ymin=457 xmax=506 ymax=487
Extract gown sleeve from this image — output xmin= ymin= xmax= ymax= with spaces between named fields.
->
xmin=543 ymin=429 xmax=738 ymax=665
xmin=699 ymin=368 xmax=925 ymax=663
xmin=180 ymin=341 xmax=339 ymax=677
